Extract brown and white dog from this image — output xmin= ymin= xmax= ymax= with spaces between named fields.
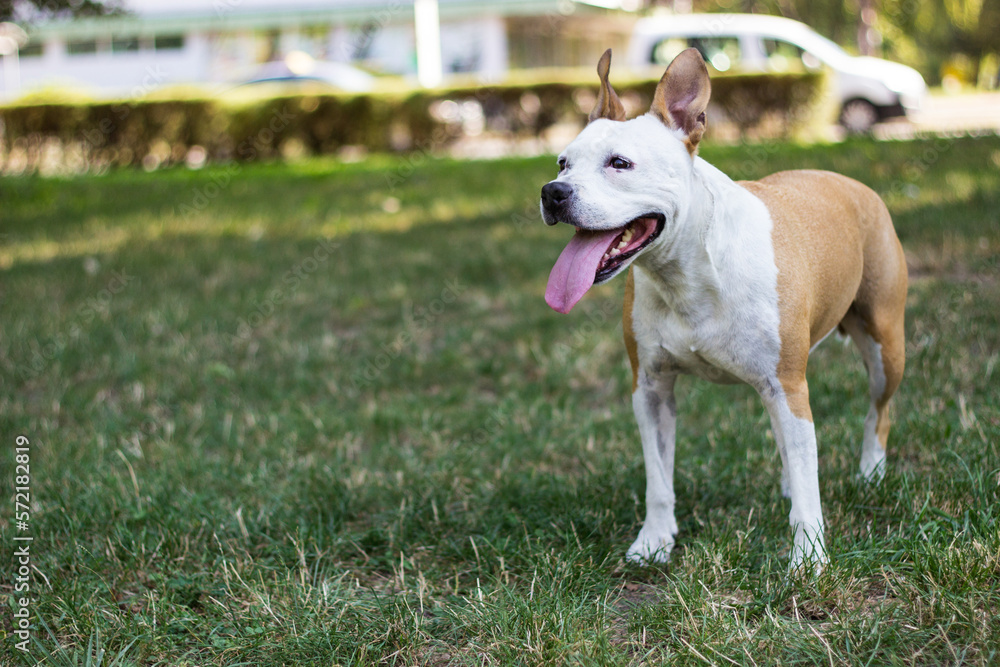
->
xmin=539 ymin=48 xmax=907 ymax=569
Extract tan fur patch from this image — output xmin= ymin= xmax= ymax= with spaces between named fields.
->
xmin=740 ymin=170 xmax=905 ymax=423
xmin=782 ymin=379 xmax=813 ymax=422
xmin=873 ymin=318 xmax=906 ymax=449
xmin=876 ymin=407 xmax=891 ymax=449
xmin=623 ymin=267 xmax=640 ymax=393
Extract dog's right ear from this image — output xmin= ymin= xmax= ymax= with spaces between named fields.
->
xmin=589 ymin=49 xmax=626 ymax=123
xmin=650 ymin=47 xmax=711 ymax=154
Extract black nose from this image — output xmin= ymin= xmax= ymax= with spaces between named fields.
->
xmin=541 ymin=181 xmax=573 ymax=211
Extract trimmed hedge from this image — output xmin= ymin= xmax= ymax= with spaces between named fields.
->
xmin=0 ymin=70 xmax=830 ymax=172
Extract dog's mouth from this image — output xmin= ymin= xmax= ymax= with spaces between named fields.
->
xmin=594 ymin=214 xmax=665 ymax=283
xmin=545 ymin=214 xmax=664 ymax=314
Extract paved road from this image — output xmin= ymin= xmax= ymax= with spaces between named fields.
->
xmin=875 ymin=91 xmax=1000 ymax=139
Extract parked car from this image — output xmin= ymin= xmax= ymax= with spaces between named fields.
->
xmin=236 ymin=52 xmax=375 ymax=93
xmin=627 ymin=13 xmax=927 ymax=133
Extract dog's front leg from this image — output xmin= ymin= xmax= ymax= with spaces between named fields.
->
xmin=761 ymin=382 xmax=827 ymax=571
xmin=626 ymin=372 xmax=679 ymax=564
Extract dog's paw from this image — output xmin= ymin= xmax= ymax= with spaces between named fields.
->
xmin=625 ymin=530 xmax=674 ymax=565
xmin=857 ymin=456 xmax=886 ymax=485
xmin=788 ymin=532 xmax=827 ymax=576
xmin=788 ymin=550 xmax=827 ymax=577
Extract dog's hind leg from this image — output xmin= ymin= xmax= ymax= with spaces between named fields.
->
xmin=839 ymin=224 xmax=907 ymax=483
xmin=840 ymin=302 xmax=905 ymax=483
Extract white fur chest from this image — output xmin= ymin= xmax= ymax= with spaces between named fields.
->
xmin=627 ymin=172 xmax=784 ymax=388
xmin=631 ymin=275 xmax=746 ymax=384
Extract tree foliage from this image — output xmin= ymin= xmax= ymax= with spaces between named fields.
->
xmin=689 ymin=0 xmax=1000 ymax=83
xmin=0 ymin=0 xmax=122 ymax=23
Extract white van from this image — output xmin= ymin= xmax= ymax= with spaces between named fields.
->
xmin=627 ymin=13 xmax=927 ymax=133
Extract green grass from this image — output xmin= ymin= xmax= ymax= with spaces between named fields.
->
xmin=2 ymin=135 xmax=999 ymax=665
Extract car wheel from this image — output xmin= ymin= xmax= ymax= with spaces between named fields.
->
xmin=839 ymin=99 xmax=880 ymax=134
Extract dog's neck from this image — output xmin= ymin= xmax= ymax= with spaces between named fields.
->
xmin=633 ymin=157 xmax=732 ymax=317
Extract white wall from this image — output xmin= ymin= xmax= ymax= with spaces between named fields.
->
xmin=8 ymin=33 xmax=212 ymax=97
xmin=3 ymin=12 xmax=510 ymax=96
xmin=440 ymin=16 xmax=506 ymax=77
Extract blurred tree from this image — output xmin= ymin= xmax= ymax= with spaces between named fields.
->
xmin=0 ymin=0 xmax=122 ymax=23
xmin=935 ymin=0 xmax=1000 ymax=80
xmin=868 ymin=0 xmax=1000 ymax=84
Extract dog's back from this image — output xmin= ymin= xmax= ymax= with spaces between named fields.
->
xmin=739 ymin=170 xmax=906 ymax=349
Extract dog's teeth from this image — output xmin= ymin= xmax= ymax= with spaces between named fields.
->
xmin=603 ymin=227 xmax=635 ymax=263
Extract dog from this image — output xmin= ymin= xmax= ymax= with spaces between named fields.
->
xmin=539 ymin=48 xmax=907 ymax=569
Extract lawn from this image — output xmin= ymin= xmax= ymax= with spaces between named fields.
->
xmin=1 ymin=135 xmax=999 ymax=665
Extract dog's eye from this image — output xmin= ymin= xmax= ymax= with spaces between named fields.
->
xmin=609 ymin=156 xmax=633 ymax=170
xmin=557 ymin=157 xmax=567 ymax=172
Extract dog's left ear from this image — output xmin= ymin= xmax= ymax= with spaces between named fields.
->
xmin=589 ymin=49 xmax=627 ymax=123
xmin=650 ymin=48 xmax=711 ymax=154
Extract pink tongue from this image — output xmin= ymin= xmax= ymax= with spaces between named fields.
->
xmin=545 ymin=228 xmax=621 ymax=313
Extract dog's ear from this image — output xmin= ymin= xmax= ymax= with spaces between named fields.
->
xmin=589 ymin=49 xmax=626 ymax=123
xmin=650 ymin=48 xmax=711 ymax=154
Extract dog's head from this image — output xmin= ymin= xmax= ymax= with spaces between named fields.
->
xmin=541 ymin=48 xmax=711 ymax=313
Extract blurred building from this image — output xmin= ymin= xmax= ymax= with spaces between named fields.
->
xmin=5 ymin=0 xmax=642 ymax=97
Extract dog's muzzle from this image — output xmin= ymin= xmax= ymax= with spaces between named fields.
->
xmin=541 ymin=181 xmax=573 ymax=225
